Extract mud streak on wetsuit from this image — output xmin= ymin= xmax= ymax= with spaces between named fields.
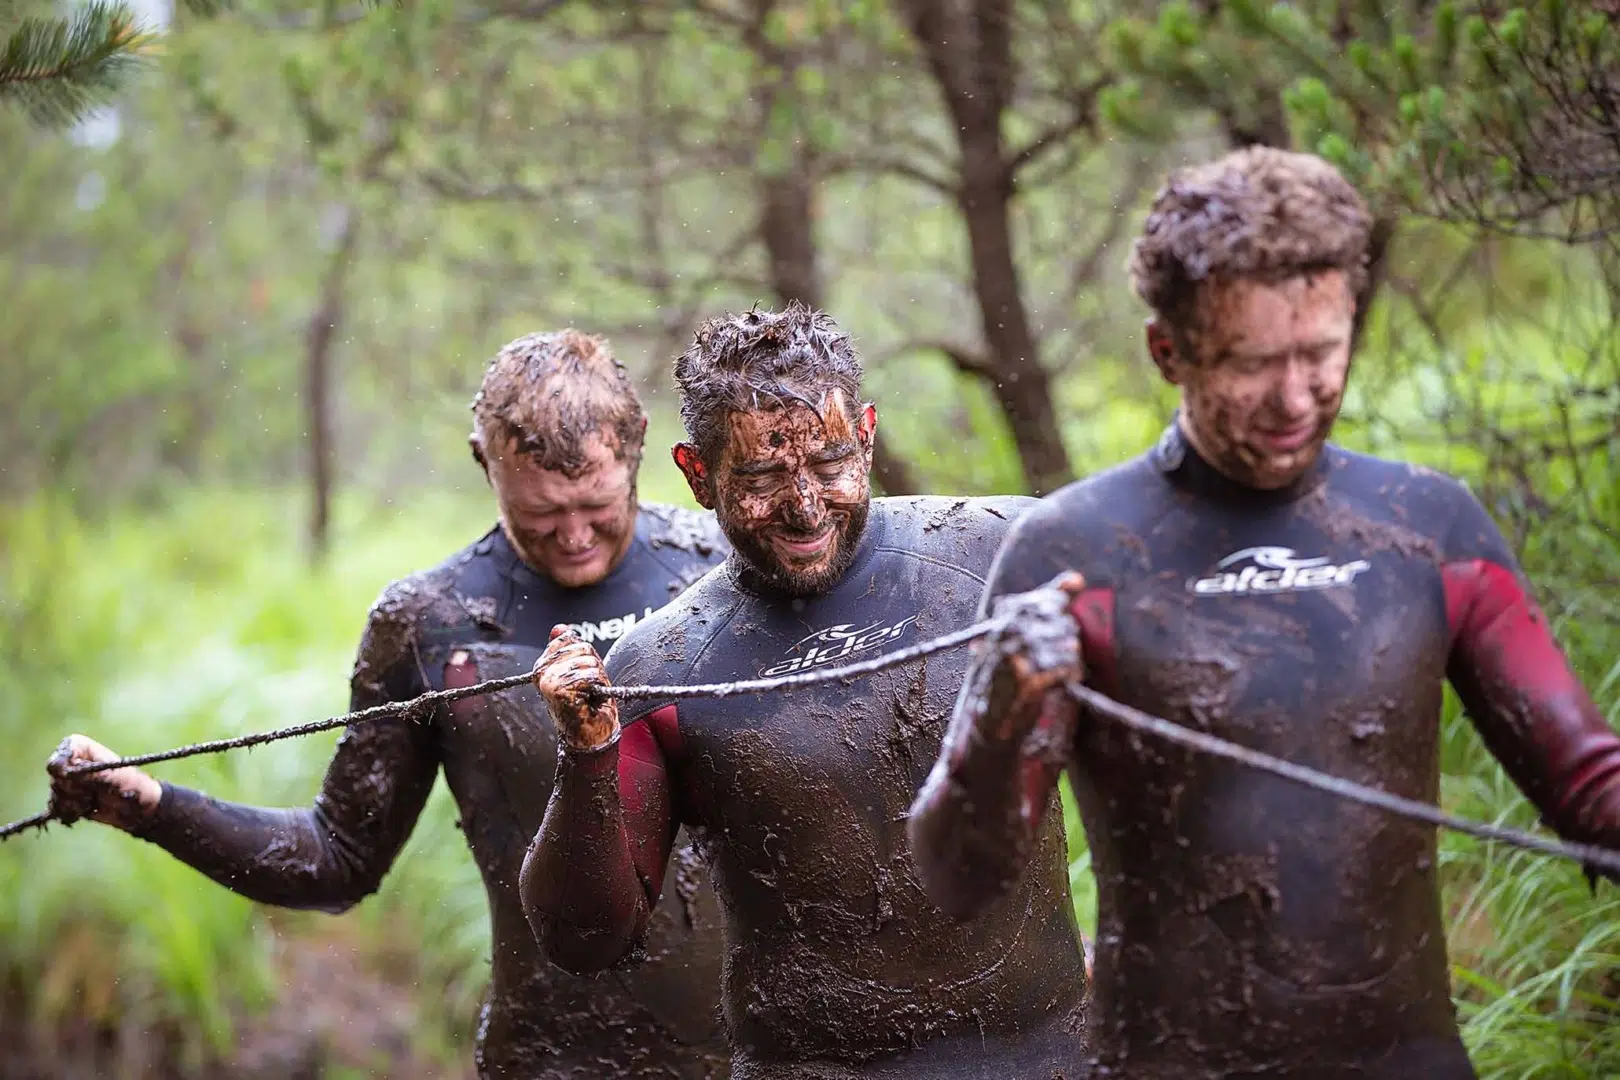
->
xmin=914 ymin=423 xmax=1620 ymax=1080
xmin=133 ymin=506 xmax=731 ymax=1080
xmin=523 ymin=496 xmax=1091 ymax=1080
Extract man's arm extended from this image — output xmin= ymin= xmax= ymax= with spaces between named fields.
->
xmin=520 ymin=627 xmax=679 ymax=974
xmin=1443 ymin=486 xmax=1620 ymax=876
xmin=908 ymin=506 xmax=1086 ymax=921
xmin=48 ymin=586 xmax=441 ymax=913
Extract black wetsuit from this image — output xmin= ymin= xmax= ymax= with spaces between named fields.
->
xmin=522 ymin=495 xmax=1091 ymax=1080
xmin=910 ymin=423 xmax=1620 ymax=1080
xmin=133 ymin=505 xmax=732 ymax=1079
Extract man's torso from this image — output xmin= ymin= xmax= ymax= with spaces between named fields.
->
xmin=399 ymin=505 xmax=732 ymax=1079
xmin=1025 ymin=428 xmax=1479 ymax=1079
xmin=610 ymin=496 xmax=1089 ymax=1079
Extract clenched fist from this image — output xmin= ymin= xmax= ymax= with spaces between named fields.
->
xmin=976 ymin=571 xmax=1088 ymax=742
xmin=47 ymin=734 xmax=162 ymax=832
xmin=532 ymin=626 xmax=621 ymax=752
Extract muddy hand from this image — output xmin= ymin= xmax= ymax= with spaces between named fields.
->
xmin=990 ymin=571 xmax=1087 ymax=688
xmin=532 ymin=627 xmax=621 ymax=752
xmin=46 ymin=734 xmax=162 ymax=832
xmin=979 ymin=573 xmax=1087 ymax=740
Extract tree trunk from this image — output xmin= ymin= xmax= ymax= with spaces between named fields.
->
xmin=956 ymin=141 xmax=1072 ymax=495
xmin=898 ymin=0 xmax=1074 ymax=495
xmin=304 ymin=205 xmax=360 ymax=564
xmin=1352 ymin=214 xmax=1396 ymax=349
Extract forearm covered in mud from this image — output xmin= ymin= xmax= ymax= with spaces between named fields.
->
xmin=134 ymin=681 xmax=440 ymax=914
xmin=1447 ymin=559 xmax=1620 ymax=874
xmin=520 ymin=734 xmax=667 ymax=974
xmin=910 ymin=652 xmax=1072 ymax=921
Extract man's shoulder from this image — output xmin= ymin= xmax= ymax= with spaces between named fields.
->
xmin=875 ymin=494 xmax=1037 ymax=539
xmin=638 ymin=502 xmax=729 ymax=561
xmin=1327 ymin=447 xmax=1506 ymax=561
xmin=1330 ymin=445 xmax=1466 ymax=493
xmin=1327 ymin=447 xmax=1481 ymax=520
xmin=604 ymin=560 xmax=740 ymax=683
xmin=350 ymin=529 xmax=502 ymax=689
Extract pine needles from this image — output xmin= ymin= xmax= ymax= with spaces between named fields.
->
xmin=0 ymin=2 xmax=157 ymax=129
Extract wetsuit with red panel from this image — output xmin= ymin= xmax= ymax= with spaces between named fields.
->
xmin=910 ymin=422 xmax=1620 ymax=1080
xmin=521 ymin=495 xmax=1091 ymax=1080
xmin=131 ymin=505 xmax=731 ymax=1080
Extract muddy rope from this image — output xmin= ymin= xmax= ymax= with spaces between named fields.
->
xmin=0 ymin=617 xmax=1009 ymax=840
xmin=4 ymin=617 xmax=1620 ymax=881
xmin=1064 ymin=682 xmax=1620 ymax=879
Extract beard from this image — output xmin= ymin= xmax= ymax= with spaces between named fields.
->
xmin=721 ymin=499 xmax=871 ymax=597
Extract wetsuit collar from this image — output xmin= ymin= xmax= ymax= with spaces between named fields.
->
xmin=1154 ymin=415 xmax=1335 ymax=506
xmin=726 ymin=499 xmax=887 ymax=602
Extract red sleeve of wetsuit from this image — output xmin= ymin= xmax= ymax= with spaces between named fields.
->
xmin=519 ymin=705 xmax=681 ymax=974
xmin=1443 ymin=499 xmax=1620 ymax=876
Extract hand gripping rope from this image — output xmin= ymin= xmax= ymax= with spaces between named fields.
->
xmin=6 ymin=604 xmax=1620 ymax=883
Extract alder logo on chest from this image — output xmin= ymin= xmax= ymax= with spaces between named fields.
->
xmin=563 ymin=606 xmax=656 ymax=645
xmin=1189 ymin=546 xmax=1371 ymax=597
xmin=760 ymin=615 xmax=921 ymax=677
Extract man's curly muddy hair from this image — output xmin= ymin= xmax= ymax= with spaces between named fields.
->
xmin=1128 ymin=146 xmax=1373 ymax=329
xmin=675 ymin=303 xmax=863 ymax=463
xmin=471 ymin=330 xmax=646 ymax=478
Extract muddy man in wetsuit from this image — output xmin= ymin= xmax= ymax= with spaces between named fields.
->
xmin=520 ymin=303 xmax=1090 ymax=1079
xmin=45 ymin=332 xmax=732 ymax=1079
xmin=907 ymin=146 xmax=1620 ymax=1080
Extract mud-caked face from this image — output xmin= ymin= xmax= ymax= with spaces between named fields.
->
xmin=1152 ymin=271 xmax=1355 ymax=490
xmin=681 ymin=391 xmax=875 ymax=596
xmin=484 ymin=432 xmax=638 ymax=588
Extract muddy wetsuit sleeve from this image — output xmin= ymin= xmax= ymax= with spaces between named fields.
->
xmin=1442 ymin=485 xmax=1620 ymax=874
xmin=520 ymin=641 xmax=680 ymax=975
xmin=132 ymin=590 xmax=441 ymax=913
xmin=910 ymin=502 xmax=1083 ymax=919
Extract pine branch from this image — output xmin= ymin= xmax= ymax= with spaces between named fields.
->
xmin=0 ymin=1 xmax=158 ymax=129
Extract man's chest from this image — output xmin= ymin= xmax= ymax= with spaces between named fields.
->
xmin=672 ymin=589 xmax=976 ymax=837
xmin=1097 ymin=504 xmax=1453 ymax=763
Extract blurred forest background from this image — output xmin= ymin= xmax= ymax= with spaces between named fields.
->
xmin=2 ymin=0 xmax=1618 ymax=1076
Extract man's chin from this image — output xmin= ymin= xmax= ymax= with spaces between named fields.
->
xmin=535 ymin=552 xmax=614 ymax=588
xmin=1244 ymin=443 xmax=1323 ymax=490
xmin=737 ymin=542 xmax=848 ymax=597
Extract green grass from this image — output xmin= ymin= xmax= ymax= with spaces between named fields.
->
xmin=0 ymin=467 xmax=703 ymax=1071
xmin=0 ymin=487 xmax=499 ymax=1067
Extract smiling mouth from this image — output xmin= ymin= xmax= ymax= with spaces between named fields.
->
xmin=772 ymin=528 xmax=834 ymax=558
xmin=1254 ymin=424 xmax=1317 ymax=453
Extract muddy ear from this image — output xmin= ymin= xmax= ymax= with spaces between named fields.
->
xmin=672 ymin=443 xmax=715 ymax=509
xmin=1145 ymin=319 xmax=1182 ymax=385
xmin=469 ymin=431 xmax=490 ymax=477
xmin=859 ymin=403 xmax=877 ymax=446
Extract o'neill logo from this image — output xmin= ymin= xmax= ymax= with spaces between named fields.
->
xmin=1189 ymin=546 xmax=1370 ymax=596
xmin=761 ymin=615 xmax=920 ymax=677
xmin=564 ymin=606 xmax=655 ymax=645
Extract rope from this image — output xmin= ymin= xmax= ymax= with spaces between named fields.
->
xmin=1066 ymin=682 xmax=1620 ymax=880
xmin=5 ymin=613 xmax=1620 ymax=884
xmin=0 ymin=617 xmax=1008 ymax=840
